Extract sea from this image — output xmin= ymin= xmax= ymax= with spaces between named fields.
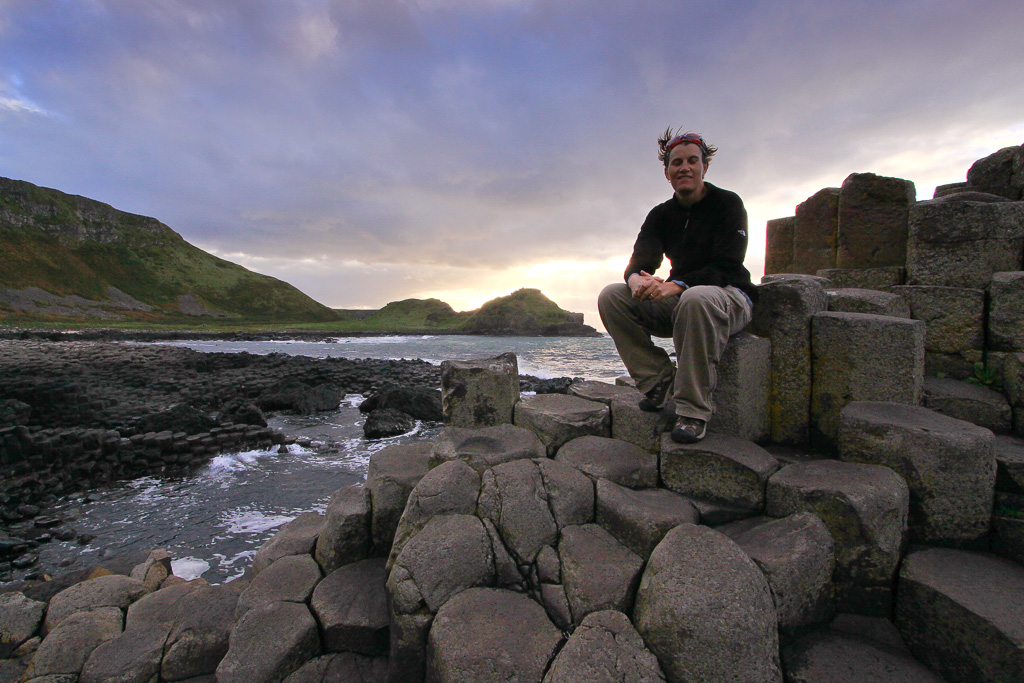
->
xmin=28 ymin=334 xmax=674 ymax=585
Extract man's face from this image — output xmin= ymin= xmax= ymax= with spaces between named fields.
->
xmin=664 ymin=142 xmax=708 ymax=200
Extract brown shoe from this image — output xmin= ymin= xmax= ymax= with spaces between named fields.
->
xmin=670 ymin=416 xmax=706 ymax=444
xmin=638 ymin=374 xmax=673 ymax=412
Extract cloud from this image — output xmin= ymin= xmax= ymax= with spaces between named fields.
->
xmin=1 ymin=0 xmax=1023 ymax=323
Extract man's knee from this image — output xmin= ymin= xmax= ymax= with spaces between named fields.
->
xmin=598 ymin=282 xmax=631 ymax=312
xmin=675 ymin=285 xmax=720 ymax=311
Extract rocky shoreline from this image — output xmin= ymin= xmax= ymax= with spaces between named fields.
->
xmin=0 ymin=338 xmax=575 ymax=589
xmin=0 ymin=339 xmax=443 ymax=583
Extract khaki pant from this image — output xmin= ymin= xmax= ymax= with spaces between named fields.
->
xmin=598 ymin=283 xmax=752 ymax=421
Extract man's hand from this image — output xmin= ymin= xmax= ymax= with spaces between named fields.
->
xmin=629 ymin=271 xmax=683 ymax=302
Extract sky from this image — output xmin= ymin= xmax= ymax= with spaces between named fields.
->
xmin=2 ymin=0 xmax=1023 ymax=331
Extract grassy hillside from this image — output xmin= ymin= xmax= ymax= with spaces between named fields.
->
xmin=306 ymin=288 xmax=594 ymax=335
xmin=0 ymin=178 xmax=597 ymax=335
xmin=0 ymin=177 xmax=340 ymax=323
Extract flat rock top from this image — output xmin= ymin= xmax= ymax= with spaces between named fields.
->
xmin=663 ymin=432 xmax=778 ymax=472
xmin=771 ymin=459 xmax=907 ymax=493
xmin=567 ymin=380 xmax=639 ymax=405
xmin=923 ymin=376 xmax=1010 ymax=404
xmin=995 ymin=435 xmax=1024 ymax=464
xmin=518 ymin=393 xmax=607 ymax=416
xmin=901 ymin=548 xmax=1024 ymax=643
xmin=842 ymin=401 xmax=993 ymax=438
xmin=783 ymin=631 xmax=943 ymax=683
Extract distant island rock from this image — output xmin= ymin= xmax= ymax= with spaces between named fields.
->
xmin=0 ymin=177 xmax=598 ymax=337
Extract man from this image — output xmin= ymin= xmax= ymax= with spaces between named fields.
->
xmin=598 ymin=129 xmax=757 ymax=443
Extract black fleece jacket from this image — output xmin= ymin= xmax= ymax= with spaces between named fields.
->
xmin=624 ymin=182 xmax=758 ymax=303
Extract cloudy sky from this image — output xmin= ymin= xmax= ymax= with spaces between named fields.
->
xmin=2 ymin=0 xmax=1023 ymax=330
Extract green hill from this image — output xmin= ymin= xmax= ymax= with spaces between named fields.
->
xmin=0 ymin=177 xmax=340 ymax=324
xmin=0 ymin=177 xmax=598 ymax=336
xmin=328 ymin=289 xmax=598 ymax=336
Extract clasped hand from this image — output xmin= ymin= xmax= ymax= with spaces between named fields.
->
xmin=629 ymin=271 xmax=683 ymax=302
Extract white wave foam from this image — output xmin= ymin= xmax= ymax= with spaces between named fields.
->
xmin=221 ymin=508 xmax=295 ymax=534
xmin=328 ymin=335 xmax=428 ymax=345
xmin=171 ymin=557 xmax=210 ymax=581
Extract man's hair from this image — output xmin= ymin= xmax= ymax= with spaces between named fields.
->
xmin=658 ymin=127 xmax=718 ymax=167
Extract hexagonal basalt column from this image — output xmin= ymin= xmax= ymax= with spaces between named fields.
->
xmin=633 ymin=524 xmax=782 ymax=683
xmin=810 ymin=311 xmax=925 ymax=451
xmin=988 ymin=271 xmax=1024 ymax=352
xmin=838 ymin=401 xmax=996 ymax=547
xmin=661 ymin=432 xmax=779 ymax=512
xmin=895 ymin=547 xmax=1024 ymax=683
xmin=766 ymin=460 xmax=909 ymax=616
xmin=709 ymin=332 xmax=771 ymax=443
xmin=749 ymin=276 xmax=828 ymax=446
xmin=836 ymin=173 xmax=916 ymax=270
xmin=906 ymin=195 xmax=1024 ymax=289
xmin=718 ymin=512 xmax=835 ymax=638
xmin=440 ymin=352 xmax=519 ymax=428
xmin=514 ymin=393 xmax=610 ymax=457
xmin=426 ymin=588 xmax=562 ymax=683
xmin=595 ymin=478 xmax=698 ymax=559
xmin=555 ymin=435 xmax=658 ymax=489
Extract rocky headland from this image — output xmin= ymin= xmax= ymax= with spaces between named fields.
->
xmin=1 ymin=145 xmax=1023 ymax=682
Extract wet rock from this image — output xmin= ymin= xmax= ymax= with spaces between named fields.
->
xmin=218 ymin=399 xmax=267 ymax=427
xmin=359 ymin=383 xmax=442 ymax=421
xmin=134 ymin=403 xmax=218 ymax=435
xmin=258 ymin=379 xmax=341 ymax=414
xmin=362 ymin=408 xmax=416 ymax=439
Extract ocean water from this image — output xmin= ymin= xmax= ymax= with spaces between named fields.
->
xmin=30 ymin=335 xmax=673 ymax=584
xmin=154 ymin=333 xmax=671 ymax=383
